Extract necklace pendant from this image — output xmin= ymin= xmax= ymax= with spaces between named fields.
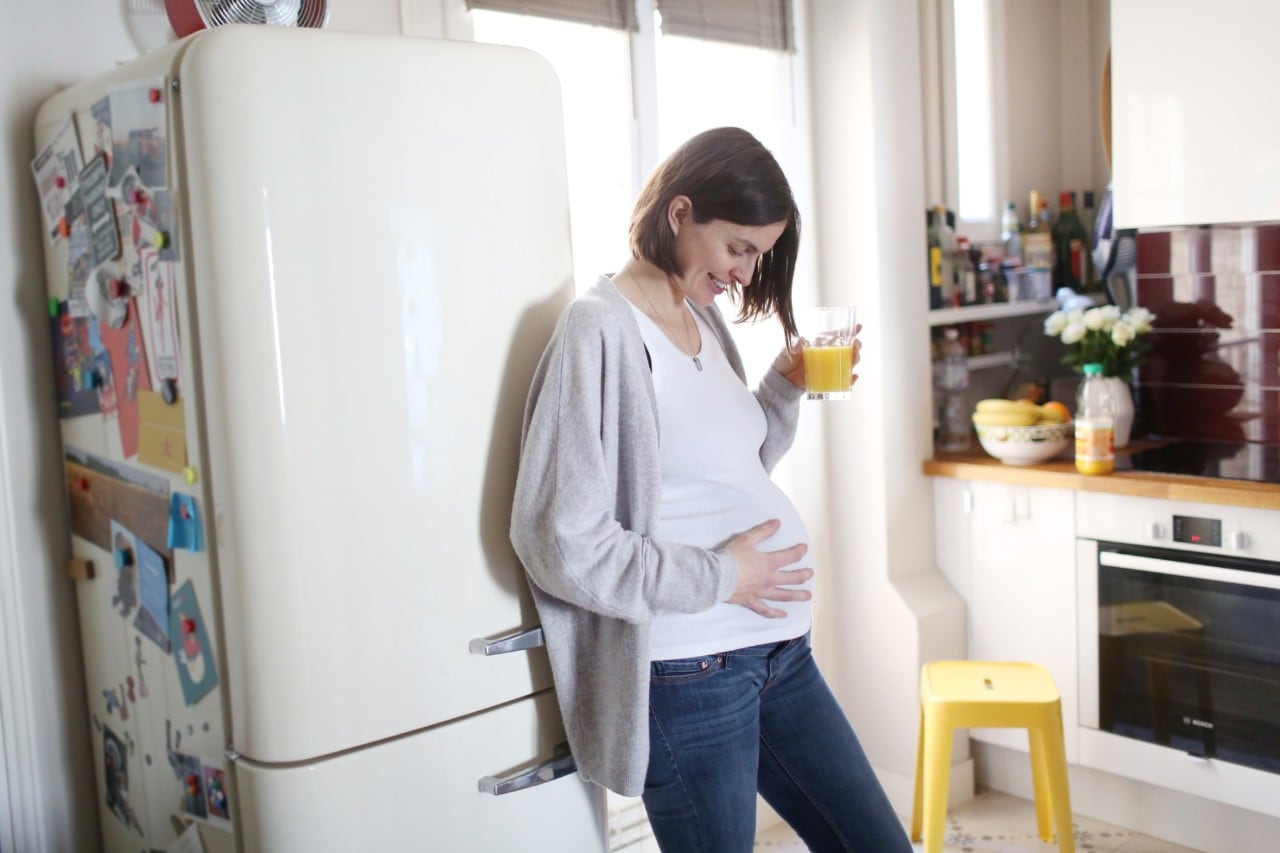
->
xmin=692 ymin=356 xmax=702 ymax=371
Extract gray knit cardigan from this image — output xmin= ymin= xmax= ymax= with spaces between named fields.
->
xmin=510 ymin=275 xmax=804 ymax=796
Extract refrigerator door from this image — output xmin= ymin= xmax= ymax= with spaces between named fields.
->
xmin=34 ymin=40 xmax=238 ymax=853
xmin=234 ymin=690 xmax=606 ymax=851
xmin=176 ymin=26 xmax=575 ymax=762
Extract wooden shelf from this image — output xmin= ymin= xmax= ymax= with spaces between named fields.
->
xmin=928 ymin=298 xmax=1057 ymax=326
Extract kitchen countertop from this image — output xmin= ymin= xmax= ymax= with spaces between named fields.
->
xmin=923 ymin=442 xmax=1280 ymax=511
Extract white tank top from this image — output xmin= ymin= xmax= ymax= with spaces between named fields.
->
xmin=630 ymin=303 xmax=812 ymax=661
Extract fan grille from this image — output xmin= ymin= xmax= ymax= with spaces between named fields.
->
xmin=201 ymin=0 xmax=328 ymax=29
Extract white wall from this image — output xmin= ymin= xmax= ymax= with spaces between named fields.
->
xmin=0 ymin=3 xmax=418 ymax=848
xmin=804 ymin=0 xmax=969 ymax=809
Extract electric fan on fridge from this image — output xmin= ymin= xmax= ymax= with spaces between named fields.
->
xmin=164 ymin=0 xmax=329 ymax=36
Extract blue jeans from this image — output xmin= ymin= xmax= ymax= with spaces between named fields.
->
xmin=642 ymin=634 xmax=911 ymax=852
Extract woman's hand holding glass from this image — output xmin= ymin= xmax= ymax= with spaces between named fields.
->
xmin=773 ymin=323 xmax=862 ymax=393
xmin=725 ymin=519 xmax=813 ymax=619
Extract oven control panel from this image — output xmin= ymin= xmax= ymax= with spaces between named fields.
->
xmin=1172 ymin=514 xmax=1221 ymax=547
xmin=1076 ymin=492 xmax=1279 ymax=560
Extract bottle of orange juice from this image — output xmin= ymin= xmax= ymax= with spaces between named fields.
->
xmin=1075 ymin=363 xmax=1115 ymax=474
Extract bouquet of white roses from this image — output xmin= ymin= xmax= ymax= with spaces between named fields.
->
xmin=1043 ymin=304 xmax=1155 ymax=382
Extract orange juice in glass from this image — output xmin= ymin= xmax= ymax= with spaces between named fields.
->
xmin=800 ymin=306 xmax=856 ymax=400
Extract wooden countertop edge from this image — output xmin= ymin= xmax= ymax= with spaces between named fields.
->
xmin=923 ymin=455 xmax=1280 ymax=510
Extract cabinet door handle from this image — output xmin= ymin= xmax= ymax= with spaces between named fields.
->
xmin=478 ymin=743 xmax=576 ymax=795
xmin=469 ymin=625 xmax=544 ymax=656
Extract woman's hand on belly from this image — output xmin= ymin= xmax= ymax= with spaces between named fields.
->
xmin=724 ymin=518 xmax=813 ymax=618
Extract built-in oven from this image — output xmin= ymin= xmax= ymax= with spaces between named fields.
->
xmin=1076 ymin=493 xmax=1280 ymax=819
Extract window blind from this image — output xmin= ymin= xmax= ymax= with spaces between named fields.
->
xmin=654 ymin=0 xmax=793 ymax=52
xmin=464 ymin=0 xmax=637 ymax=30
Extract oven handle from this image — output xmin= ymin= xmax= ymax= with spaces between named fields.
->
xmin=1100 ymin=550 xmax=1280 ymax=591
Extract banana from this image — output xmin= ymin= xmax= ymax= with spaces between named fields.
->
xmin=972 ymin=409 xmax=1039 ymax=427
xmin=975 ymin=398 xmax=1039 ymax=414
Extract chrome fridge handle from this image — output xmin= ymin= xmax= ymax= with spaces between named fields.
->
xmin=469 ymin=625 xmax=544 ymax=656
xmin=478 ymin=743 xmax=576 ymax=796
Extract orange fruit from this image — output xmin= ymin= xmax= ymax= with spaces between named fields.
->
xmin=1041 ymin=401 xmax=1071 ymax=421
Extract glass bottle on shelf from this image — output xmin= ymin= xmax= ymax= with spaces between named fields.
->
xmin=1052 ymin=190 xmax=1091 ymax=290
xmin=927 ymin=208 xmax=943 ymax=309
xmin=935 ymin=327 xmax=971 ymax=452
xmin=1024 ymin=189 xmax=1054 ymax=272
xmin=1081 ymin=190 xmax=1099 ymax=291
xmin=955 ymin=235 xmax=977 ymax=306
xmin=1000 ymin=200 xmax=1022 ymax=266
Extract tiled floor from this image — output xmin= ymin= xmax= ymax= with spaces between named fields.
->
xmin=753 ymin=790 xmax=1203 ymax=852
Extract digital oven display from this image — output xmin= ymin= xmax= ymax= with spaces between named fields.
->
xmin=1172 ymin=514 xmax=1222 ymax=547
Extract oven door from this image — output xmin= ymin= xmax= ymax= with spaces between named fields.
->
xmin=1080 ymin=541 xmax=1280 ymax=774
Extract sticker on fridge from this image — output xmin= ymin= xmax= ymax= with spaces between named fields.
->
xmin=170 ymin=580 xmax=219 ymax=705
xmin=30 ymin=116 xmax=83 ymax=243
xmin=50 ymin=302 xmax=103 ymax=418
xmin=102 ymin=724 xmax=144 ymax=835
xmin=98 ymin=299 xmax=153 ymax=458
xmin=107 ymin=80 xmax=168 ymax=190
xmin=140 ymin=246 xmax=180 ymax=387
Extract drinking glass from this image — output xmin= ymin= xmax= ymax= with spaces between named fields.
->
xmin=800 ymin=306 xmax=856 ymax=400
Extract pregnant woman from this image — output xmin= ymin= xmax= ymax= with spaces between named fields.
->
xmin=510 ymin=127 xmax=909 ymax=853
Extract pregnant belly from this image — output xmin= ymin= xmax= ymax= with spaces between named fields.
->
xmin=657 ymin=478 xmax=811 ymax=574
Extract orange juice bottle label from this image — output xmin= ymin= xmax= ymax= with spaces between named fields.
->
xmin=1075 ymin=421 xmax=1114 ymax=474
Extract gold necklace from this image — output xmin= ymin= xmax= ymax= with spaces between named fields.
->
xmin=630 ymin=271 xmax=702 ymax=371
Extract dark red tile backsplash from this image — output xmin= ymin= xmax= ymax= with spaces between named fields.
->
xmin=1133 ymin=223 xmax=1280 ymax=447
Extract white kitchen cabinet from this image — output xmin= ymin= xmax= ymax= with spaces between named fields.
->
xmin=932 ymin=479 xmax=1079 ymax=760
xmin=1111 ymin=0 xmax=1280 ymax=227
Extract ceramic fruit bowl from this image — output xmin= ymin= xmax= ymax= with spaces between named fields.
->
xmin=974 ymin=420 xmax=1073 ymax=466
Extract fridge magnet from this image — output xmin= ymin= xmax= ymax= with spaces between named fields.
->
xmin=85 ymin=262 xmax=130 ymax=328
xmin=107 ymin=80 xmax=168 ymax=190
xmin=138 ymin=388 xmax=188 ymax=474
xmin=139 ymin=246 xmax=181 ymax=386
xmin=103 ymin=724 xmax=144 ymax=835
xmin=98 ymin=299 xmax=153 ymax=459
xmin=64 ymin=447 xmax=172 ymax=557
xmin=134 ymin=193 xmax=180 ymax=264
xmin=30 ymin=115 xmax=83 ymax=243
xmin=109 ymin=520 xmax=141 ymax=619
xmin=49 ymin=302 xmax=103 ymax=418
xmin=133 ymin=534 xmax=172 ymax=653
xmin=169 ymin=579 xmax=219 ymax=705
xmin=168 ymin=493 xmax=204 ymax=552
xmin=78 ymin=152 xmax=123 ymax=266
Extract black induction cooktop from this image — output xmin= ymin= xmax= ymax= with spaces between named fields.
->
xmin=1119 ymin=440 xmax=1280 ymax=484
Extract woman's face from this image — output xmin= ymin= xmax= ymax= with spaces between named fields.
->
xmin=669 ymin=197 xmax=787 ymax=306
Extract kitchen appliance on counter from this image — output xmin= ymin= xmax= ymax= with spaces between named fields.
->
xmin=1118 ymin=440 xmax=1280 ymax=484
xmin=33 ymin=25 xmax=605 ymax=852
xmin=1076 ymin=492 xmax=1280 ymax=818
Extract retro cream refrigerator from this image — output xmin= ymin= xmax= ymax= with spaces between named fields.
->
xmin=32 ymin=24 xmax=605 ymax=852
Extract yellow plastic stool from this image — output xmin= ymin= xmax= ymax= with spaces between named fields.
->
xmin=910 ymin=661 xmax=1075 ymax=853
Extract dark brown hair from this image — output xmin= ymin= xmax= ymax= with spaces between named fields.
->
xmin=629 ymin=127 xmax=801 ymax=340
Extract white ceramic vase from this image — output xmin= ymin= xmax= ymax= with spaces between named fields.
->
xmin=1104 ymin=376 xmax=1135 ymax=448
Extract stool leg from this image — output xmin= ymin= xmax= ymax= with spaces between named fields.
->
xmin=910 ymin=709 xmax=925 ymax=842
xmin=1043 ymin=703 xmax=1076 ymax=853
xmin=1027 ymin=726 xmax=1054 ymax=842
xmin=920 ymin=709 xmax=952 ymax=853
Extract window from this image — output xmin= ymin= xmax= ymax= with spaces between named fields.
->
xmin=471 ymin=2 xmax=806 ymax=313
xmin=469 ymin=11 xmax=636 ymax=288
xmin=952 ymin=0 xmax=994 ymax=225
